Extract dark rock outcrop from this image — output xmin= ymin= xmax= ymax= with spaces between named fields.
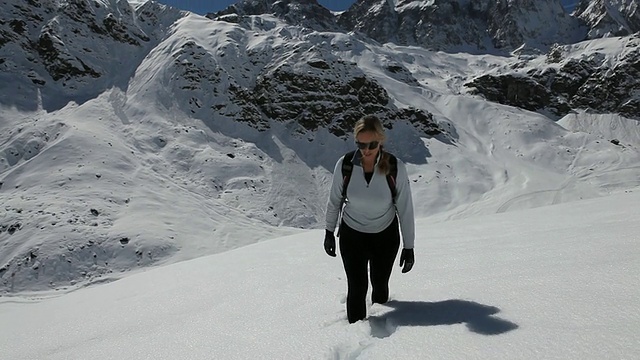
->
xmin=465 ymin=38 xmax=640 ymax=118
xmin=574 ymin=0 xmax=640 ymax=38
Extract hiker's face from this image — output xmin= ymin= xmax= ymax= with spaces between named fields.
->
xmin=356 ymin=131 xmax=381 ymax=160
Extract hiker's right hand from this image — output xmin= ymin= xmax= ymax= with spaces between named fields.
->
xmin=324 ymin=230 xmax=336 ymax=257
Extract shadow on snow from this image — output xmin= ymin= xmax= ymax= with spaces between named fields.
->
xmin=368 ymin=299 xmax=519 ymax=338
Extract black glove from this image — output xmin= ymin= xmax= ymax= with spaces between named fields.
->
xmin=399 ymin=248 xmax=414 ymax=273
xmin=324 ymin=230 xmax=336 ymax=257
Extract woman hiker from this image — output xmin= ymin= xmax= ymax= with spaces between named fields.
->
xmin=324 ymin=114 xmax=416 ymax=323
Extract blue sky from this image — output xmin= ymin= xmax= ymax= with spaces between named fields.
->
xmin=156 ymin=0 xmax=356 ymax=14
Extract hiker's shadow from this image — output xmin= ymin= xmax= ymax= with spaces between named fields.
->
xmin=368 ymin=299 xmax=519 ymax=338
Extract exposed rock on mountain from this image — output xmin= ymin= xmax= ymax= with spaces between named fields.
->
xmin=574 ymin=0 xmax=640 ymax=38
xmin=485 ymin=0 xmax=586 ymax=49
xmin=208 ymin=0 xmax=339 ymax=31
xmin=338 ymin=0 xmax=487 ymax=51
xmin=252 ymin=64 xmax=440 ymax=137
xmin=337 ymin=0 xmax=585 ymax=51
xmin=209 ymin=0 xmax=585 ymax=52
xmin=465 ymin=35 xmax=640 ymax=119
xmin=0 ymin=0 xmax=183 ymax=111
xmin=209 ymin=0 xmax=639 ymax=52
xmin=167 ymin=27 xmax=442 ymax=138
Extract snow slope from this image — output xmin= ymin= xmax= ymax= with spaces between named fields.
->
xmin=0 ymin=191 xmax=638 ymax=359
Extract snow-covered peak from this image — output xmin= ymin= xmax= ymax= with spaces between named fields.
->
xmin=0 ymin=0 xmax=184 ymax=111
xmin=574 ymin=0 xmax=640 ymax=38
xmin=337 ymin=0 xmax=585 ymax=52
xmin=485 ymin=0 xmax=586 ymax=49
xmin=208 ymin=0 xmax=340 ymax=31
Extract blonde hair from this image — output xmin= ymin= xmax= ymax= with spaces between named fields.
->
xmin=354 ymin=115 xmax=391 ymax=175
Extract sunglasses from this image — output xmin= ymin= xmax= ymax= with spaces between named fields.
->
xmin=355 ymin=141 xmax=380 ymax=150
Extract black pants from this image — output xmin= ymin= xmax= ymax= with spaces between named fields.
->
xmin=339 ymin=217 xmax=400 ymax=323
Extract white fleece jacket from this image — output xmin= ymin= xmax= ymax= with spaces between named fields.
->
xmin=325 ymin=151 xmax=416 ymax=249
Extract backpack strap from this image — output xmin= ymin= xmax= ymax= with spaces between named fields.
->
xmin=386 ymin=153 xmax=398 ymax=204
xmin=340 ymin=150 xmax=356 ymax=204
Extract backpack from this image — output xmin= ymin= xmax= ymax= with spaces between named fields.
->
xmin=340 ymin=150 xmax=398 ymax=205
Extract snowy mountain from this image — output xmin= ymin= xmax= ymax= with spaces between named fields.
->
xmin=465 ymin=34 xmax=640 ymax=119
xmin=1 ymin=0 xmax=640 ymax=294
xmin=335 ymin=0 xmax=585 ymax=51
xmin=574 ymin=0 xmax=640 ymax=38
xmin=210 ymin=0 xmax=638 ymax=52
xmin=0 ymin=0 xmax=184 ymax=112
xmin=213 ymin=0 xmax=340 ymax=31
